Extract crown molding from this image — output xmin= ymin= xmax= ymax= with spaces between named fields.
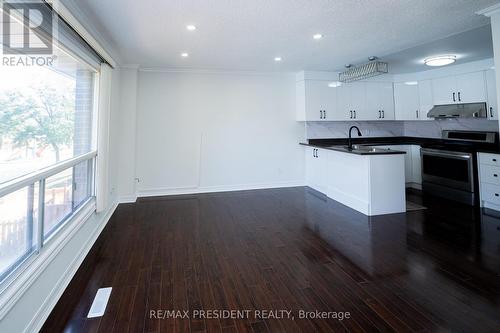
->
xmin=477 ymin=3 xmax=500 ymax=17
xmin=138 ymin=67 xmax=296 ymax=77
xmin=119 ymin=64 xmax=140 ymax=70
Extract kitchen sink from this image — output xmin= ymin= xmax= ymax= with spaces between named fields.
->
xmin=328 ymin=144 xmax=403 ymax=155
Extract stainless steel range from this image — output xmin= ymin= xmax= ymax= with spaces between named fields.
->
xmin=421 ymin=130 xmax=498 ymax=205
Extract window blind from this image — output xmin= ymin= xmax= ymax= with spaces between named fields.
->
xmin=2 ymin=0 xmax=108 ymax=69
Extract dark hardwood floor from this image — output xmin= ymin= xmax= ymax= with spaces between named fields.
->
xmin=41 ymin=187 xmax=500 ymax=333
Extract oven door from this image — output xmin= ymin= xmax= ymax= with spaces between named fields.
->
xmin=421 ymin=148 xmax=474 ymax=192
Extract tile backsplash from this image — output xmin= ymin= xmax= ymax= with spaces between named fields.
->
xmin=306 ymin=119 xmax=499 ymax=139
xmin=306 ymin=121 xmax=404 ymax=139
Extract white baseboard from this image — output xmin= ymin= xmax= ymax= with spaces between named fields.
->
xmin=137 ymin=181 xmax=306 ymax=198
xmin=406 ymin=182 xmax=422 ymax=190
xmin=24 ymin=201 xmax=118 ymax=333
xmin=119 ymin=195 xmax=137 ymax=203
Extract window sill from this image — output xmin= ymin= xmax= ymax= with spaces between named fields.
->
xmin=0 ymin=198 xmax=97 ymax=320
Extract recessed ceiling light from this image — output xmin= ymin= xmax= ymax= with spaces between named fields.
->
xmin=181 ymin=52 xmax=189 ymax=57
xmin=186 ymin=25 xmax=197 ymax=31
xmin=404 ymin=81 xmax=418 ymax=86
xmin=424 ymin=55 xmax=456 ymax=67
xmin=313 ymin=34 xmax=323 ymax=40
xmin=328 ymin=81 xmax=341 ymax=88
xmin=274 ymin=57 xmax=282 ymax=62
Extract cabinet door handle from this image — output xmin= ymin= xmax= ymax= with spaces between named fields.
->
xmin=495 ymin=193 xmax=499 ymax=197
xmin=323 ymin=110 xmax=326 ymax=119
xmin=382 ymin=110 xmax=385 ymax=118
xmin=354 ymin=110 xmax=357 ymax=118
xmin=490 ymin=107 xmax=494 ymax=118
xmin=416 ymin=110 xmax=419 ymax=119
xmin=458 ymin=92 xmax=461 ymax=102
xmin=453 ymin=92 xmax=456 ymax=102
xmin=378 ymin=110 xmax=381 ymax=118
xmin=494 ymin=174 xmax=498 ymax=177
xmin=350 ymin=110 xmax=353 ymax=119
xmin=493 ymin=158 xmax=497 ymax=162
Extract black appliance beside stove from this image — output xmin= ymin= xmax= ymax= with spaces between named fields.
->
xmin=421 ymin=130 xmax=499 ymax=205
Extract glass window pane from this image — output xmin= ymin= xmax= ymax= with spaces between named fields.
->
xmin=73 ymin=160 xmax=92 ymax=209
xmin=0 ymin=185 xmax=38 ymax=280
xmin=44 ymin=168 xmax=73 ymax=238
xmin=43 ymin=160 xmax=93 ymax=240
xmin=0 ymin=51 xmax=96 ymax=185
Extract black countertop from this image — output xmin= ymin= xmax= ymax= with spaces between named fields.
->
xmin=299 ymin=142 xmax=406 ymax=155
xmin=300 ymin=136 xmax=500 ymax=154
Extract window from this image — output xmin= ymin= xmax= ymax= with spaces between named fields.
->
xmin=0 ymin=2 xmax=105 ymax=284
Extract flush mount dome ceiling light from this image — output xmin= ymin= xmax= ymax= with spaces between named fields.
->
xmin=424 ymin=55 xmax=456 ymax=67
xmin=328 ymin=81 xmax=342 ymax=88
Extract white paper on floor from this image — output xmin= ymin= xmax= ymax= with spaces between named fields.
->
xmin=87 ymin=287 xmax=112 ymax=318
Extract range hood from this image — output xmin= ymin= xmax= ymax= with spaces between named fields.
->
xmin=427 ymin=102 xmax=487 ymax=119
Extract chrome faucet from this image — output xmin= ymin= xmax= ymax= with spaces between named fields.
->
xmin=348 ymin=126 xmax=362 ymax=150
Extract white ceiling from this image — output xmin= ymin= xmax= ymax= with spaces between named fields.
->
xmin=66 ymin=0 xmax=499 ymax=72
xmin=384 ymin=24 xmax=493 ymax=73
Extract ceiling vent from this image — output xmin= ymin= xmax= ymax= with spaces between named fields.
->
xmin=339 ymin=61 xmax=388 ymax=83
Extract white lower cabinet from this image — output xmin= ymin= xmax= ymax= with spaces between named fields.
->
xmin=372 ymin=145 xmax=421 ymax=188
xmin=479 ymin=152 xmax=500 ymax=210
xmin=305 ymin=146 xmax=406 ymax=216
xmin=305 ymin=147 xmax=328 ymax=193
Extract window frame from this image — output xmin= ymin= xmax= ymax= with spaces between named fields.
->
xmin=0 ymin=151 xmax=97 ymax=280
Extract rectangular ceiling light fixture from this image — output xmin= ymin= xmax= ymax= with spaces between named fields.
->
xmin=339 ymin=61 xmax=388 ymax=83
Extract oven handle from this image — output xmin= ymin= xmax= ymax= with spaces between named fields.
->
xmin=420 ymin=148 xmax=472 ymax=160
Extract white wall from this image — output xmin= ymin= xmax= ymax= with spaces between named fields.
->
xmin=135 ymin=71 xmax=305 ymax=196
xmin=116 ymin=68 xmax=139 ymax=202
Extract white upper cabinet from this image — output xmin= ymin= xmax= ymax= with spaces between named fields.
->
xmin=296 ymin=80 xmax=337 ymax=121
xmin=336 ymin=84 xmax=351 ymax=120
xmin=486 ymin=69 xmax=498 ymax=120
xmin=418 ymin=80 xmax=434 ymax=120
xmin=365 ymin=82 xmax=395 ymax=120
xmin=336 ymin=82 xmax=367 ymax=120
xmin=349 ymin=82 xmax=368 ymax=120
xmin=456 ymin=71 xmax=486 ymax=103
xmin=394 ymin=83 xmax=419 ymax=120
xmin=431 ymin=76 xmax=457 ymax=105
xmin=297 ymin=66 xmax=493 ymax=122
xmin=432 ymin=71 xmax=486 ymax=106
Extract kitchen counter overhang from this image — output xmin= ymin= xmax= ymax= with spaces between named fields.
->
xmin=300 ymin=142 xmax=406 ymax=155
